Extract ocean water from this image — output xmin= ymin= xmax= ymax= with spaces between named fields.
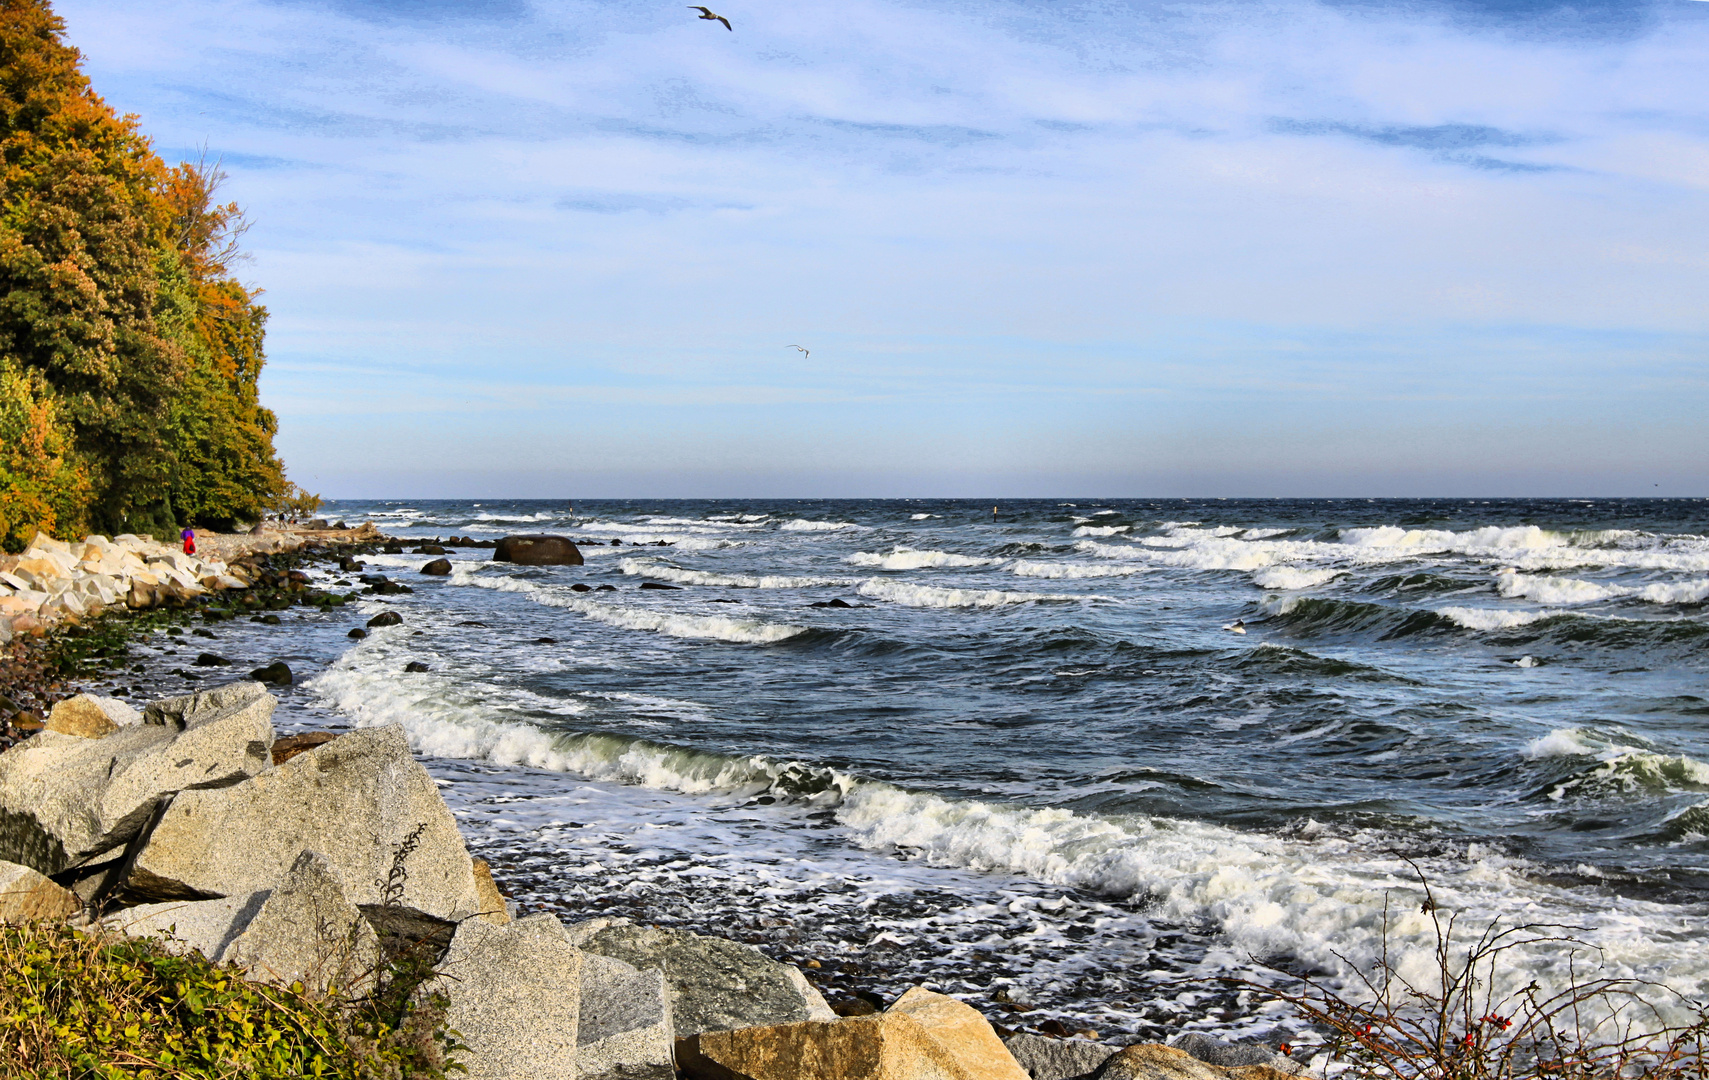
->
xmin=107 ymin=499 xmax=1709 ymax=1045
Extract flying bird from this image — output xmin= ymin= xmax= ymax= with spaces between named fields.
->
xmin=1223 ymin=619 xmax=1247 ymax=634
xmin=690 ymin=6 xmax=732 ymax=29
xmin=790 ymin=345 xmax=809 ymax=358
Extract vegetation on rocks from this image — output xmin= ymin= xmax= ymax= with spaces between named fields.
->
xmin=0 ymin=920 xmax=462 ymax=1079
xmin=0 ymin=0 xmax=287 ymax=549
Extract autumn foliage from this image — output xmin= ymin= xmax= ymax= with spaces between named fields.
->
xmin=0 ymin=0 xmax=286 ymax=548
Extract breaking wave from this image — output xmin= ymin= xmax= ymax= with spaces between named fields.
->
xmin=848 ymin=548 xmax=1004 ymax=570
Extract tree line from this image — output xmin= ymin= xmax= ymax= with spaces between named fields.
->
xmin=0 ymin=0 xmax=296 ymax=549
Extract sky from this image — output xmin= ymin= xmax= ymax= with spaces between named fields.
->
xmin=60 ymin=0 xmax=1709 ymax=497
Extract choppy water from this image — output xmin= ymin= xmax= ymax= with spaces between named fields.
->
xmin=105 ymin=499 xmax=1709 ymax=1045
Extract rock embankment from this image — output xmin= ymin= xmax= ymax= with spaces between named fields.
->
xmin=0 ymin=522 xmax=391 ymax=644
xmin=0 ymin=680 xmax=1310 ymax=1080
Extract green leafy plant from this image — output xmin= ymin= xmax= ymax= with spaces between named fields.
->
xmin=0 ymin=920 xmax=465 ymax=1079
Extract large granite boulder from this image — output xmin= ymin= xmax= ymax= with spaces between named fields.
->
xmin=1172 ymin=1033 xmax=1302 ymax=1075
xmin=439 ymin=913 xmax=584 ymax=1079
xmin=1006 ymin=1033 xmax=1119 ymax=1080
xmin=680 ymin=986 xmax=1029 ymax=1080
xmin=0 ymin=681 xmax=274 ymax=875
xmin=47 ymin=694 xmax=141 ymax=738
xmin=125 ymin=723 xmax=485 ymax=921
xmin=0 ymin=859 xmax=80 ymax=923
xmin=579 ymin=952 xmax=676 ymax=1080
xmin=224 ymin=850 xmax=381 ymax=993
xmin=494 ymin=535 xmax=583 ymax=567
xmin=105 ymin=892 xmax=271 ymax=961
xmin=564 ymin=917 xmax=835 ymax=1038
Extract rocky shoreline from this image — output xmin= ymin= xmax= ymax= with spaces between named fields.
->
xmin=0 ymin=527 xmax=1317 ymax=1078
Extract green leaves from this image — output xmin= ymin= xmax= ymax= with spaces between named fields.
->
xmin=0 ymin=0 xmax=286 ymax=546
xmin=0 ymin=921 xmax=463 ymax=1079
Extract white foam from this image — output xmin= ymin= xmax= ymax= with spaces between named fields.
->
xmin=1082 ymin=539 xmax=1276 ymax=571
xmin=829 ymin=780 xmax=1708 ymax=1030
xmin=857 ymin=579 xmax=1086 ymax=608
xmin=456 ymin=570 xmax=805 ymax=643
xmin=1093 ymin=510 xmax=1119 ymax=516
xmin=781 ymin=519 xmax=862 ymax=532
xmin=910 ymin=513 xmax=937 ymax=520
xmin=847 ymin=548 xmax=1003 ymax=570
xmin=1636 ymin=579 xmax=1709 ymax=605
xmin=1251 ymin=567 xmax=1343 ymax=590
xmin=1437 ymin=606 xmax=1558 ymax=631
xmin=1341 ymin=525 xmax=1566 ymax=552
xmin=1011 ymin=560 xmax=1146 ymax=579
xmin=1495 ymin=572 xmax=1624 ymax=605
xmin=1072 ymin=525 xmax=1131 ymax=537
xmin=1523 ymin=728 xmax=1600 ymax=759
xmin=619 ymin=559 xmax=851 ymax=589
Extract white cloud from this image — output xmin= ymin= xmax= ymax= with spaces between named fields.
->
xmin=55 ymin=0 xmax=1709 ymax=494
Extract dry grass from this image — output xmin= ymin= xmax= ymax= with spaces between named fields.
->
xmin=1225 ymin=871 xmax=1708 ymax=1080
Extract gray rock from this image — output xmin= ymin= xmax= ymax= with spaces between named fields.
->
xmin=439 ymin=912 xmax=584 ymax=1079
xmin=224 ymin=850 xmax=381 ymax=992
xmin=1173 ymin=1033 xmax=1302 ymax=1074
xmin=564 ymin=917 xmax=836 ymax=1038
xmin=0 ymin=681 xmax=274 ymax=875
xmin=105 ymin=892 xmax=270 ymax=960
xmin=1006 ymin=1033 xmax=1120 ymax=1080
xmin=578 ymin=952 xmax=676 ymax=1080
xmin=126 ymin=723 xmax=485 ymax=920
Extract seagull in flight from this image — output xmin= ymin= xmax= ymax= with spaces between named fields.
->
xmin=1223 ymin=619 xmax=1247 ymax=634
xmin=690 ymin=6 xmax=732 ymax=29
xmin=790 ymin=345 xmax=809 ymax=358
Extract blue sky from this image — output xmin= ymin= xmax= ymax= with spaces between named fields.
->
xmin=64 ymin=0 xmax=1709 ymax=497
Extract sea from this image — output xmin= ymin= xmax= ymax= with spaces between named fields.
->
xmin=105 ymin=498 xmax=1709 ymax=1048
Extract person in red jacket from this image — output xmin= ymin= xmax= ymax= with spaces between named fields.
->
xmin=181 ymin=527 xmax=196 ymax=556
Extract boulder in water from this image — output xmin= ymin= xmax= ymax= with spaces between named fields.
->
xmin=421 ymin=558 xmax=452 ymax=575
xmin=494 ymin=535 xmax=584 ymax=566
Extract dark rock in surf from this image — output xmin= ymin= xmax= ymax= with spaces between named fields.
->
xmin=415 ymin=545 xmax=447 ymax=555
xmin=571 ymin=584 xmax=592 ymax=593
xmin=494 ymin=535 xmax=584 ymax=567
xmin=193 ymin=653 xmax=230 ymax=667
xmin=421 ymin=558 xmax=452 ymax=576
xmin=367 ymin=611 xmax=403 ymax=629
xmin=348 ymin=628 xmax=367 ymax=639
xmin=639 ymin=582 xmax=680 ymax=590
xmin=809 ymin=599 xmax=853 ymax=608
xmin=596 ymin=584 xmax=617 ymax=591
xmin=405 ymin=662 xmax=430 ymax=673
xmin=457 ymin=620 xmax=488 ymax=627
xmin=249 ymin=661 xmax=293 ymax=687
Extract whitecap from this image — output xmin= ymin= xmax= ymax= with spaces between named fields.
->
xmin=1436 ymin=606 xmax=1558 ymax=631
xmin=1251 ymin=567 xmax=1343 ymax=590
xmin=857 ymin=579 xmax=1087 ymax=608
xmin=1072 ymin=525 xmax=1132 ymax=537
xmin=1011 ymin=561 xmax=1145 ymax=579
xmin=847 ymin=548 xmax=1003 ymax=570
xmin=455 ymin=571 xmax=805 ymax=643
xmin=1495 ymin=572 xmax=1624 ymax=605
xmin=781 ymin=519 xmax=862 ymax=532
xmin=619 ymin=559 xmax=853 ymax=589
